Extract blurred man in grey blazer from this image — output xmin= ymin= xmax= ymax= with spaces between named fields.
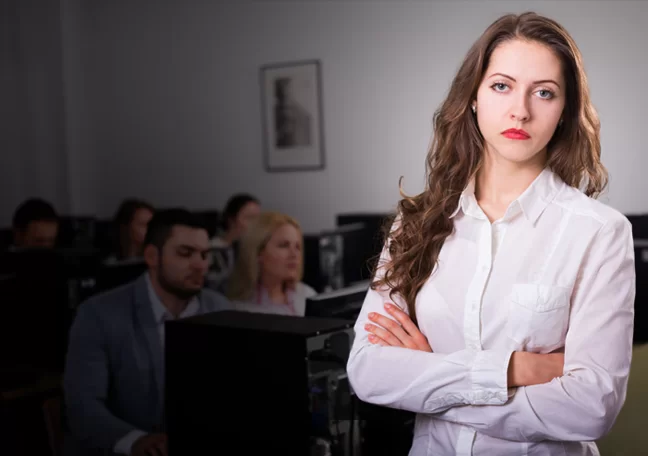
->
xmin=64 ymin=209 xmax=231 ymax=456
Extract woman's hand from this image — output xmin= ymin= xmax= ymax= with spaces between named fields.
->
xmin=508 ymin=351 xmax=565 ymax=387
xmin=364 ymin=302 xmax=432 ymax=352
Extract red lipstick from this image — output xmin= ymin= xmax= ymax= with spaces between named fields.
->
xmin=501 ymin=128 xmax=530 ymax=140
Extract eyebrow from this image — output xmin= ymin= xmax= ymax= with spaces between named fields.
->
xmin=178 ymin=245 xmax=211 ymax=254
xmin=488 ymin=72 xmax=561 ymax=88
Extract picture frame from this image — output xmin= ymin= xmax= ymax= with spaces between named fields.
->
xmin=260 ymin=59 xmax=325 ymax=172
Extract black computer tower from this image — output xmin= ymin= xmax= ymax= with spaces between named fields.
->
xmin=634 ymin=242 xmax=648 ymax=344
xmin=165 ymin=310 xmax=354 ymax=456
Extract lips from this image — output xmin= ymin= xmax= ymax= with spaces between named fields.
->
xmin=501 ymin=128 xmax=530 ymax=140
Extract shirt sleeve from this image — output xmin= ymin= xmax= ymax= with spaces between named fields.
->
xmin=346 ymin=222 xmax=515 ymax=414
xmin=433 ymin=216 xmax=635 ymax=442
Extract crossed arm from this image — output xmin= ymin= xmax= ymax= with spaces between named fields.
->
xmin=346 ymin=218 xmax=635 ymax=442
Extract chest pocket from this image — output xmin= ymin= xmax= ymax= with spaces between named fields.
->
xmin=506 ymin=283 xmax=571 ymax=352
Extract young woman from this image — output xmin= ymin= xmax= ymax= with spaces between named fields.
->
xmin=227 ymin=211 xmax=316 ymax=316
xmin=105 ymin=199 xmax=154 ymax=264
xmin=347 ymin=12 xmax=635 ymax=455
xmin=208 ymin=194 xmax=261 ymax=287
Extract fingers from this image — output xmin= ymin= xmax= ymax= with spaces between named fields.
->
xmin=366 ymin=312 xmax=416 ymax=349
xmin=383 ymin=303 xmax=432 ymax=351
xmin=367 ymin=334 xmax=389 ymax=347
xmin=365 ymin=322 xmax=406 ymax=347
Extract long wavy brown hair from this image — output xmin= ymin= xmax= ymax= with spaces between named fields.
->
xmin=372 ymin=12 xmax=608 ymax=324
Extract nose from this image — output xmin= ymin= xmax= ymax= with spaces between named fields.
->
xmin=510 ymin=93 xmax=530 ymax=123
xmin=289 ymin=244 xmax=300 ymax=258
xmin=193 ymin=254 xmax=209 ymax=272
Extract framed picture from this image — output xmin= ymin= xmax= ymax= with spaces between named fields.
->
xmin=260 ymin=59 xmax=325 ymax=172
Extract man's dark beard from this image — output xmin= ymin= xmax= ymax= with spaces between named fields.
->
xmin=157 ymin=267 xmax=201 ymax=300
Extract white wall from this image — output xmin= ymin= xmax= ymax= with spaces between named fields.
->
xmin=63 ymin=0 xmax=648 ymax=231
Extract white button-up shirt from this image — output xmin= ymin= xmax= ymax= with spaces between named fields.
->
xmin=347 ymin=168 xmax=635 ymax=456
xmin=146 ymin=273 xmax=200 ymax=348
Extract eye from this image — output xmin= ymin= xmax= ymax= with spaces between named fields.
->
xmin=536 ymin=89 xmax=554 ymax=100
xmin=491 ymin=82 xmax=509 ymax=93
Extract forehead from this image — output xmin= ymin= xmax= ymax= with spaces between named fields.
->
xmin=166 ymin=225 xmax=209 ymax=247
xmin=270 ymin=223 xmax=301 ymax=240
xmin=27 ymin=220 xmax=58 ymax=233
xmin=133 ymin=207 xmax=153 ymax=219
xmin=486 ymin=39 xmax=563 ymax=83
xmin=239 ymin=202 xmax=260 ymax=215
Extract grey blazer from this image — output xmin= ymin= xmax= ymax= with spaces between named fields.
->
xmin=63 ymin=274 xmax=231 ymax=455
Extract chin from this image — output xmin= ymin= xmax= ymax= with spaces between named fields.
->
xmin=493 ymin=145 xmax=541 ymax=164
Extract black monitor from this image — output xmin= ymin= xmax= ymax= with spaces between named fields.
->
xmin=192 ymin=210 xmax=220 ymax=239
xmin=303 ymin=223 xmax=369 ymax=293
xmin=305 ymin=279 xmax=370 ymax=320
xmin=337 ymin=212 xmax=392 ymax=281
xmin=57 ymin=215 xmax=97 ymax=248
xmin=93 ymin=218 xmax=116 ymax=258
xmin=92 ymin=261 xmax=148 ymax=296
xmin=634 ymin=239 xmax=648 ymax=344
xmin=0 ymin=227 xmax=13 ymax=251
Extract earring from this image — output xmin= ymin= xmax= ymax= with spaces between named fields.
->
xmin=471 ymin=104 xmax=476 ymax=114
xmin=558 ymin=118 xmax=563 ymax=127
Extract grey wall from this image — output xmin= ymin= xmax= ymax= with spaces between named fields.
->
xmin=4 ymin=0 xmax=648 ymax=232
xmin=0 ymin=0 xmax=70 ymax=226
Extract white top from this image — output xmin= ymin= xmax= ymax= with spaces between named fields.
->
xmin=232 ymin=282 xmax=317 ymax=317
xmin=145 ymin=272 xmax=201 ymax=347
xmin=113 ymin=273 xmax=200 ymax=455
xmin=347 ymin=168 xmax=635 ymax=456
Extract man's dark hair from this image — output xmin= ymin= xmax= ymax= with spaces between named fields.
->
xmin=222 ymin=194 xmax=259 ymax=230
xmin=144 ymin=208 xmax=206 ymax=250
xmin=12 ymin=198 xmax=59 ymax=232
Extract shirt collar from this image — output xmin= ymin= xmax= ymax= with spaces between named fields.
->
xmin=449 ymin=167 xmax=562 ymax=225
xmin=145 ymin=272 xmax=200 ymax=324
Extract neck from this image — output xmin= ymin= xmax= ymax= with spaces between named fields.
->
xmin=149 ymin=272 xmax=190 ymax=318
xmin=259 ymin=276 xmax=286 ymax=304
xmin=475 ymin=149 xmax=546 ymax=207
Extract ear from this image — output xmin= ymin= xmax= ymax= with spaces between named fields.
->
xmin=143 ymin=244 xmax=159 ymax=269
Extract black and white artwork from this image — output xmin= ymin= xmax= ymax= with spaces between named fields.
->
xmin=260 ymin=60 xmax=325 ymax=172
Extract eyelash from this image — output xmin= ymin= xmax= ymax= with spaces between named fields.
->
xmin=490 ymin=82 xmax=555 ymax=100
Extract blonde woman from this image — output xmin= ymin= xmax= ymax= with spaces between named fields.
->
xmin=227 ymin=212 xmax=316 ymax=316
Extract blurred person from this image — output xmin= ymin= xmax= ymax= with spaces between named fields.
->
xmin=227 ymin=211 xmax=316 ymax=316
xmin=12 ymin=198 xmax=59 ymax=249
xmin=207 ymin=194 xmax=261 ymax=289
xmin=104 ymin=199 xmax=154 ymax=264
xmin=64 ymin=209 xmax=231 ymax=456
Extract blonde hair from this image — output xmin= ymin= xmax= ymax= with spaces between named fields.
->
xmin=226 ymin=211 xmax=303 ymax=301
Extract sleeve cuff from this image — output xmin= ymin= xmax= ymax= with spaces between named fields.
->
xmin=114 ymin=429 xmax=147 ymax=455
xmin=469 ymin=349 xmax=513 ymax=405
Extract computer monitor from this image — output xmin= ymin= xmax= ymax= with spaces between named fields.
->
xmin=634 ymin=239 xmax=648 ymax=344
xmin=57 ymin=216 xmax=97 ymax=248
xmin=303 ymin=223 xmax=369 ymax=293
xmin=93 ymin=261 xmax=148 ymax=296
xmin=336 ymin=212 xmax=393 ymax=281
xmin=305 ymin=279 xmax=370 ymax=320
xmin=192 ymin=210 xmax=220 ymax=239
